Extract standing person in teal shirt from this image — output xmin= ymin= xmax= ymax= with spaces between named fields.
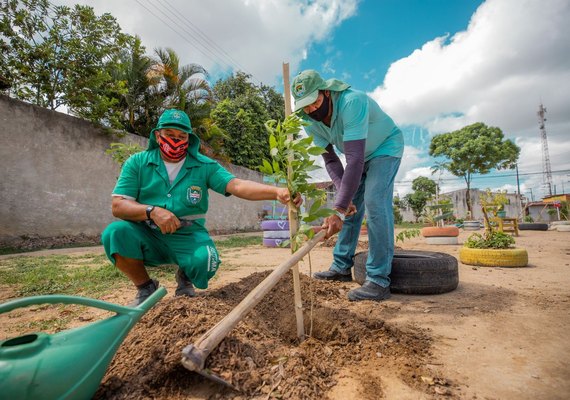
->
xmin=102 ymin=109 xmax=298 ymax=306
xmin=291 ymin=70 xmax=404 ymax=301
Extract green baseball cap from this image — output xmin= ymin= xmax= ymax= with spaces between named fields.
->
xmin=291 ymin=70 xmax=350 ymax=112
xmin=154 ymin=109 xmax=193 ymax=134
xmin=148 ymin=109 xmax=197 ymax=152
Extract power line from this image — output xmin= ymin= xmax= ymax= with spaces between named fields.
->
xmin=159 ymin=0 xmax=251 ymax=76
xmin=135 ymin=0 xmax=260 ymax=84
xmin=134 ymin=0 xmax=231 ymax=69
xmin=394 ymin=169 xmax=570 ymax=184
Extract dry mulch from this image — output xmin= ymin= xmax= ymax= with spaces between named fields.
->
xmin=94 ymin=271 xmax=440 ymax=399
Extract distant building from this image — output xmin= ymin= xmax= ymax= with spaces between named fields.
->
xmin=526 ymin=194 xmax=569 ymax=222
xmin=399 ymin=188 xmax=524 ymax=222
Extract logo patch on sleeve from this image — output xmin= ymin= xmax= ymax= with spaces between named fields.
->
xmin=188 ymin=186 xmax=202 ymax=204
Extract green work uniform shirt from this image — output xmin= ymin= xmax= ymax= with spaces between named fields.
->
xmin=304 ymin=88 xmax=404 ymax=160
xmin=113 ymin=148 xmax=235 ymax=234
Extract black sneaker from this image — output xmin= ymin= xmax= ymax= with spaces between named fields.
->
xmin=313 ymin=269 xmax=352 ymax=282
xmin=175 ymin=268 xmax=196 ymax=297
xmin=129 ymin=279 xmax=159 ymax=307
xmin=348 ymin=281 xmax=391 ymax=301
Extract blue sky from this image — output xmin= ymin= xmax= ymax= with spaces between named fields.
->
xmin=56 ymin=0 xmax=570 ymax=201
xmin=299 ymin=1 xmax=483 ymax=93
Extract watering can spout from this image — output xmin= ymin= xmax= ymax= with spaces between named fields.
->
xmin=0 ymin=287 xmax=166 ymax=400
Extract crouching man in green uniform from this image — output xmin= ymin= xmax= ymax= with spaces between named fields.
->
xmin=102 ymin=109 xmax=296 ymax=306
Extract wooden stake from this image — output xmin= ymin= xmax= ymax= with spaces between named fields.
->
xmin=181 ymin=231 xmax=325 ymax=374
xmin=282 ymin=62 xmax=305 ymax=340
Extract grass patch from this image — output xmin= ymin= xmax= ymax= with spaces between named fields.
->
xmin=0 ymin=235 xmax=263 ymax=298
xmin=14 ymin=313 xmax=75 ymax=333
xmin=215 ymin=235 xmax=262 ymax=249
xmin=0 ymin=254 xmax=176 ymax=298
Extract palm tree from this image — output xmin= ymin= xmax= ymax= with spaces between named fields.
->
xmin=112 ymin=36 xmax=160 ymax=136
xmin=151 ymin=47 xmax=211 ymax=112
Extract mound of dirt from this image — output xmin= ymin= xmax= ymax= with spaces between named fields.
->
xmin=95 ymin=272 xmax=436 ymax=399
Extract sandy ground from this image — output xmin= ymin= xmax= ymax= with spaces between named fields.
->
xmin=1 ymin=228 xmax=569 ymax=399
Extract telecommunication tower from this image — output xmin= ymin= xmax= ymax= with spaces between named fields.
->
xmin=537 ymin=103 xmax=553 ymax=196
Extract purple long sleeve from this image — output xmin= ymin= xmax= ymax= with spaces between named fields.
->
xmin=322 ymin=141 xmax=366 ymax=211
xmin=322 ymin=144 xmax=344 ymax=191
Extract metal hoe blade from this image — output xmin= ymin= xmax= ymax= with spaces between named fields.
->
xmin=180 ymin=231 xmax=326 ymax=390
xmin=181 ymin=344 xmax=238 ymax=390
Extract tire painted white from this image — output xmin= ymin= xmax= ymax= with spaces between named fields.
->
xmin=260 ymin=220 xmax=289 ymax=231
xmin=463 ymin=221 xmax=481 ymax=231
xmin=263 ymin=230 xmax=291 ymax=239
xmin=556 ymin=225 xmax=570 ymax=232
xmin=551 ymin=221 xmax=570 ymax=226
xmin=426 ymin=236 xmax=459 ymax=245
xmin=263 ymin=238 xmax=289 ymax=247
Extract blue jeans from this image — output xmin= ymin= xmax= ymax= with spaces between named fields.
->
xmin=330 ymin=155 xmax=401 ymax=287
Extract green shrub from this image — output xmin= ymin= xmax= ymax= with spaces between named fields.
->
xmin=465 ymin=231 xmax=515 ymax=249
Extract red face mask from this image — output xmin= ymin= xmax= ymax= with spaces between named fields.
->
xmin=157 ymin=134 xmax=189 ymax=161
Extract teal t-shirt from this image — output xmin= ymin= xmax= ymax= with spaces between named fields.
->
xmin=113 ymin=149 xmax=235 ymax=232
xmin=304 ymin=89 xmax=404 ymax=160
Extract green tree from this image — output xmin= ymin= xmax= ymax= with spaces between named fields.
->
xmin=210 ymin=72 xmax=284 ymax=168
xmin=393 ymin=196 xmax=403 ymax=224
xmin=211 ymin=99 xmax=265 ymax=168
xmin=1 ymin=0 xmax=131 ymax=127
xmin=404 ymin=176 xmax=437 ymax=222
xmin=151 ymin=47 xmax=211 ymax=112
xmin=111 ymin=36 xmax=160 ymax=136
xmin=429 ymin=122 xmax=520 ymax=215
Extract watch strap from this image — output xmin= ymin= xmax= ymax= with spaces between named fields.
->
xmin=335 ymin=210 xmax=346 ymax=221
xmin=146 ymin=205 xmax=155 ymax=220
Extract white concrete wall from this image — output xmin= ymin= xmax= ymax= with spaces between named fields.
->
xmin=0 ymin=95 xmax=265 ymax=247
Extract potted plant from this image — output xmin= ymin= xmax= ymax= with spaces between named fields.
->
xmin=459 ymin=205 xmax=528 ymax=267
xmin=420 ymin=196 xmax=460 ymax=245
xmin=462 ymin=211 xmax=481 ymax=231
xmin=480 ymin=188 xmax=509 ymax=219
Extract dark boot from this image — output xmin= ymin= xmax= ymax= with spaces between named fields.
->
xmin=313 ymin=269 xmax=352 ymax=282
xmin=129 ymin=279 xmax=159 ymax=307
xmin=348 ymin=281 xmax=391 ymax=301
xmin=175 ymin=268 xmax=196 ymax=297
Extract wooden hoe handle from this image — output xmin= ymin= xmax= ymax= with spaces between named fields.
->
xmin=182 ymin=230 xmax=326 ymax=372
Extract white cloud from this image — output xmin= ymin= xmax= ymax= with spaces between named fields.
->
xmin=370 ymin=0 xmax=570 ymax=196
xmin=54 ymin=0 xmax=358 ymax=85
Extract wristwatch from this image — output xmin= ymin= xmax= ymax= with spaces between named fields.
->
xmin=334 ymin=210 xmax=346 ymax=222
xmin=145 ymin=205 xmax=155 ymax=220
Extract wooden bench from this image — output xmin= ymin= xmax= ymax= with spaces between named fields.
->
xmin=487 ymin=217 xmax=519 ymax=236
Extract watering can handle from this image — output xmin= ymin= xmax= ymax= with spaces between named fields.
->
xmin=0 ymin=287 xmax=166 ymax=316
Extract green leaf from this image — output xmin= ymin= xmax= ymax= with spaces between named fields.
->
xmin=260 ymin=159 xmax=273 ymax=174
xmin=307 ymin=146 xmax=327 ymax=156
xmin=272 ymin=160 xmax=280 ymax=173
xmin=269 ymin=134 xmax=277 ymax=149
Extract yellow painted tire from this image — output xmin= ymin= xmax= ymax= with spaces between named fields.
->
xmin=459 ymin=247 xmax=528 ymax=267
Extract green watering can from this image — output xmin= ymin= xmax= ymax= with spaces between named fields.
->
xmin=0 ymin=287 xmax=166 ymax=400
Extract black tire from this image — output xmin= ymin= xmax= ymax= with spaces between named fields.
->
xmin=353 ymin=250 xmax=458 ymax=295
xmin=519 ymin=223 xmax=548 ymax=231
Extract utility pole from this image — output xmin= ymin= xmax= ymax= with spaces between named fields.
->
xmin=515 ymin=163 xmax=522 ymax=216
xmin=538 ymin=103 xmax=553 ymax=196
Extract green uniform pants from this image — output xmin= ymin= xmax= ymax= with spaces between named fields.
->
xmin=102 ymin=220 xmax=220 ymax=289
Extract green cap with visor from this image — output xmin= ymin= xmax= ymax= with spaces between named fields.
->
xmin=291 ymin=70 xmax=350 ymax=112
